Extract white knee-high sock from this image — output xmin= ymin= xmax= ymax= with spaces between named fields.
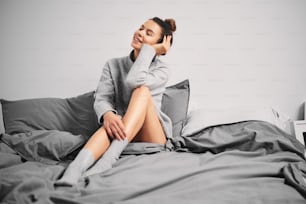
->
xmin=83 ymin=137 xmax=129 ymax=177
xmin=55 ymin=148 xmax=95 ymax=186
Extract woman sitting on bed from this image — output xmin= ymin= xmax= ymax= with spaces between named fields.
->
xmin=55 ymin=17 xmax=177 ymax=186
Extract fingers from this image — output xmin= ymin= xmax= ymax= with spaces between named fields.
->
xmin=163 ymin=35 xmax=172 ymax=45
xmin=112 ymin=120 xmax=126 ymax=140
xmin=162 ymin=35 xmax=172 ymax=54
xmin=105 ymin=125 xmax=114 ymax=139
xmin=116 ymin=116 xmax=126 ymax=139
xmin=162 ymin=35 xmax=167 ymax=44
xmin=152 ymin=35 xmax=172 ymax=55
xmin=104 ymin=115 xmax=126 ymax=140
xmin=105 ymin=124 xmax=125 ymax=140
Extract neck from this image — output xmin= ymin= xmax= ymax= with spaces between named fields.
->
xmin=133 ymin=49 xmax=140 ymax=60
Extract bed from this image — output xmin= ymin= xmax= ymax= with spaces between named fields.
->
xmin=1 ymin=80 xmax=306 ymax=204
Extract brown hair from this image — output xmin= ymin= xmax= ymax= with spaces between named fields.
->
xmin=151 ymin=17 xmax=176 ymax=45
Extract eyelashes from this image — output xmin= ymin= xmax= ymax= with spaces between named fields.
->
xmin=138 ymin=26 xmax=154 ymax=37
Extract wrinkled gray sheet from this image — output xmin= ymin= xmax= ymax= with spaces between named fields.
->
xmin=1 ymin=121 xmax=306 ymax=204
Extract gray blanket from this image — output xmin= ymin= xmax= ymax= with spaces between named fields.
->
xmin=1 ymin=121 xmax=306 ymax=203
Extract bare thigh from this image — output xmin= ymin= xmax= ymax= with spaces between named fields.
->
xmin=132 ymin=98 xmax=167 ymax=145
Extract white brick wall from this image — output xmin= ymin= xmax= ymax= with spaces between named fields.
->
xmin=0 ymin=0 xmax=305 ymax=119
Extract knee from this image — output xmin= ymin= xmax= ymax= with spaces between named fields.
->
xmin=132 ymin=86 xmax=151 ymax=98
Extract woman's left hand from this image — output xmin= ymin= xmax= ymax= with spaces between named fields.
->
xmin=152 ymin=35 xmax=172 ymax=55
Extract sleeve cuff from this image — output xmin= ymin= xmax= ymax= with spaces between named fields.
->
xmin=97 ymin=109 xmax=118 ymax=124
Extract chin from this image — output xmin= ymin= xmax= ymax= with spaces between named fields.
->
xmin=131 ymin=42 xmax=141 ymax=50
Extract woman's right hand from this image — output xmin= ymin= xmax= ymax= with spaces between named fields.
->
xmin=103 ymin=111 xmax=126 ymax=140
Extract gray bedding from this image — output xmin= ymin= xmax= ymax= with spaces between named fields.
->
xmin=1 ymin=121 xmax=306 ymax=203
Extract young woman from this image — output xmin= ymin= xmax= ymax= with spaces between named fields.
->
xmin=55 ymin=17 xmax=176 ymax=186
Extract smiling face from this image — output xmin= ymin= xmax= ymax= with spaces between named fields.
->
xmin=131 ymin=20 xmax=163 ymax=51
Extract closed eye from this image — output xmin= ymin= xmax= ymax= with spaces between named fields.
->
xmin=139 ymin=25 xmax=155 ymax=37
xmin=147 ymin=30 xmax=153 ymax=36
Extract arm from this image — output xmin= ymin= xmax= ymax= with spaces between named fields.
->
xmin=94 ymin=61 xmax=117 ymax=124
xmin=94 ymin=61 xmax=126 ymax=139
xmin=126 ymin=44 xmax=169 ymax=90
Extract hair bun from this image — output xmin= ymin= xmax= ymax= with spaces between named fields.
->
xmin=164 ymin=18 xmax=176 ymax=32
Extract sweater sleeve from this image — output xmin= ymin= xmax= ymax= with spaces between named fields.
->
xmin=94 ymin=61 xmax=117 ymax=124
xmin=126 ymin=44 xmax=169 ymax=91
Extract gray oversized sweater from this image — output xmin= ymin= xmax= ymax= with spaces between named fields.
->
xmin=94 ymin=44 xmax=173 ymax=139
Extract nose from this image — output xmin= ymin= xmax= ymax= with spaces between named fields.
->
xmin=137 ymin=29 xmax=145 ymax=37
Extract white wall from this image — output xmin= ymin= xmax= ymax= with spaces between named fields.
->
xmin=0 ymin=0 xmax=305 ymax=119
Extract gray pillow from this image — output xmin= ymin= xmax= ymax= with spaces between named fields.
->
xmin=1 ymin=80 xmax=190 ymax=139
xmin=162 ymin=79 xmax=190 ymax=138
xmin=1 ymin=92 xmax=99 ymax=137
xmin=1 ymin=130 xmax=87 ymax=164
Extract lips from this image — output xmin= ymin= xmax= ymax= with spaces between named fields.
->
xmin=133 ymin=35 xmax=143 ymax=44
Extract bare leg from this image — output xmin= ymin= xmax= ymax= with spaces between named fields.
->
xmin=123 ymin=86 xmax=166 ymax=144
xmin=85 ymin=85 xmax=166 ymax=158
xmin=127 ymin=86 xmax=166 ymax=144
xmin=84 ymin=127 xmax=111 ymax=160
xmin=84 ymin=86 xmax=166 ymax=177
xmin=56 ymin=86 xmax=167 ymax=183
xmin=84 ymin=85 xmax=166 ymax=154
